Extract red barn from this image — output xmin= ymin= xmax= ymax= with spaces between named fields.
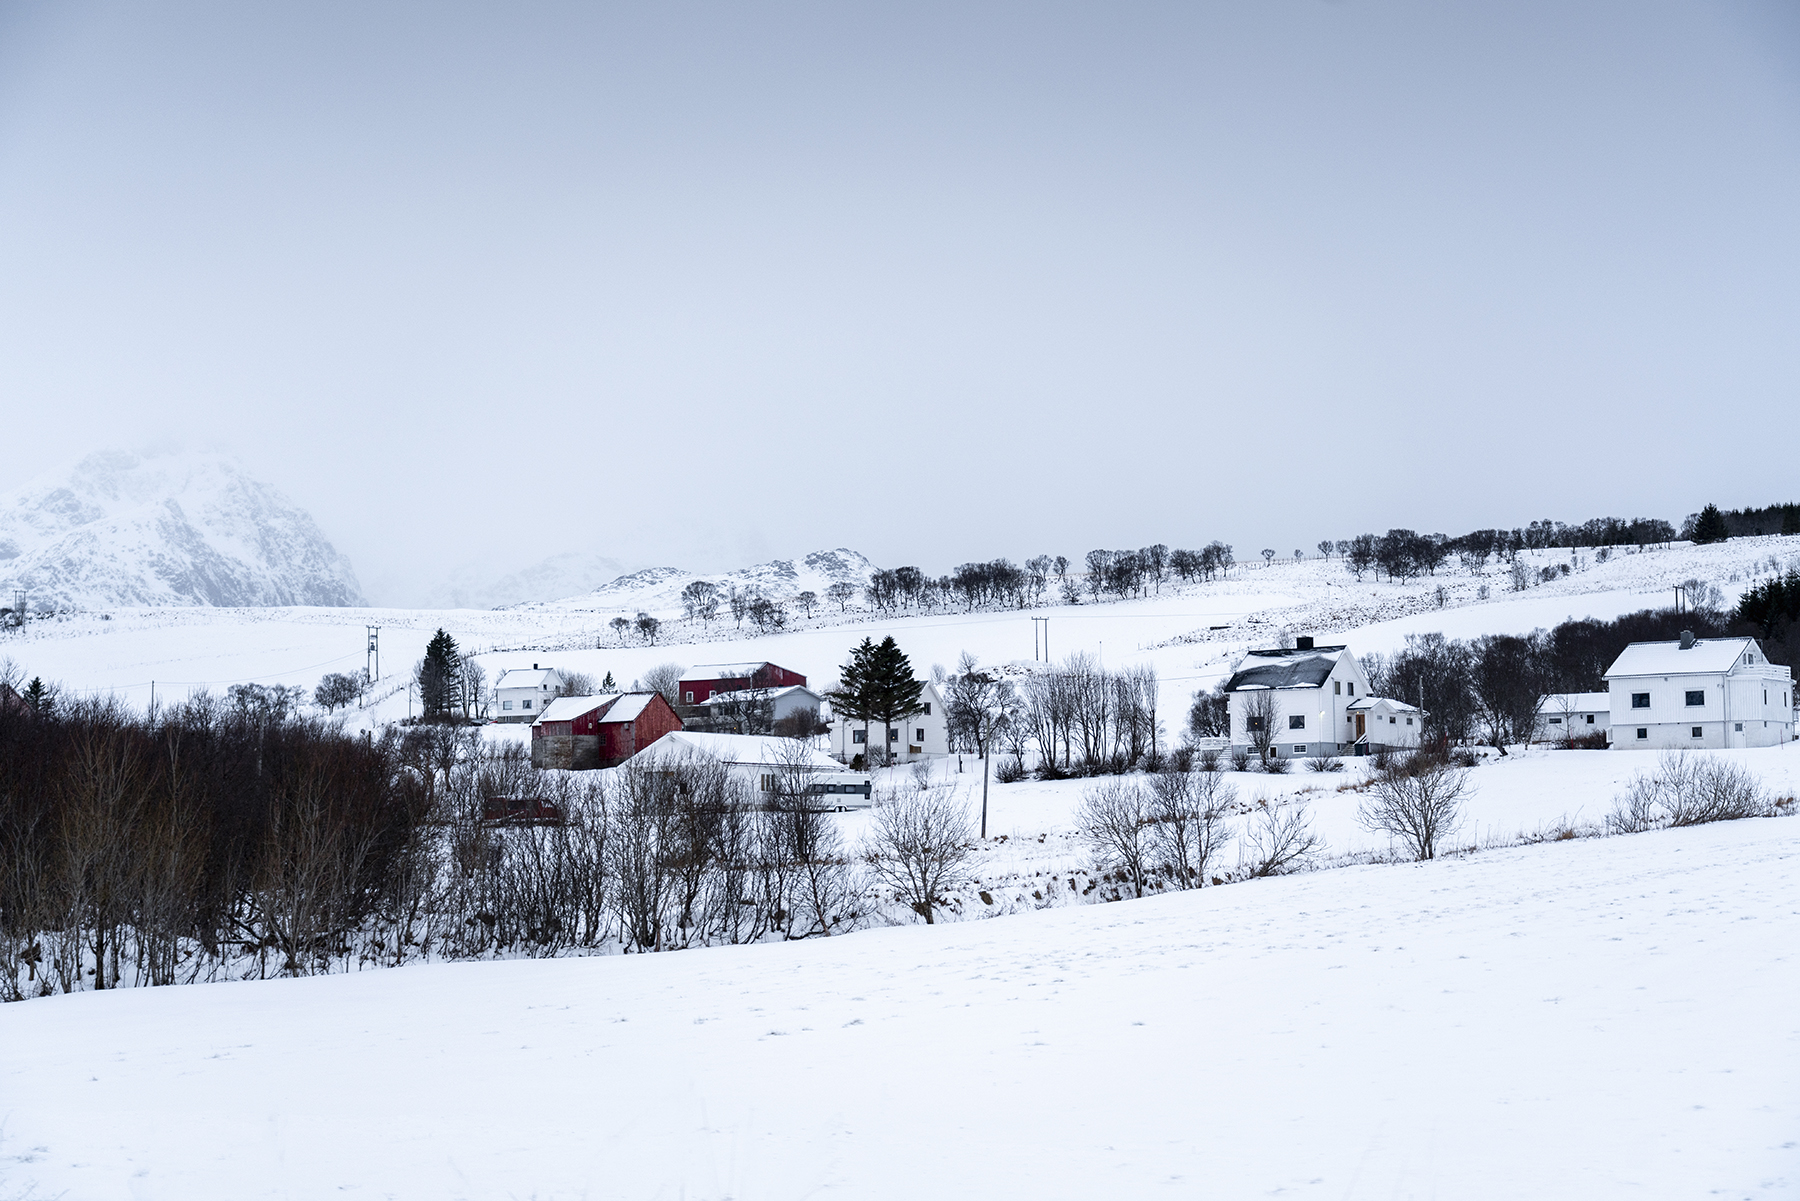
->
xmin=676 ymin=661 xmax=807 ymax=707
xmin=530 ymin=692 xmax=683 ymax=770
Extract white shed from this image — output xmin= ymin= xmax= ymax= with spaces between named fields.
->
xmin=1535 ymin=692 xmax=1610 ymax=743
xmin=1603 ymin=634 xmax=1794 ymax=749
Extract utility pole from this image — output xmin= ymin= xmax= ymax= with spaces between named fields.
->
xmin=1032 ymin=616 xmax=1050 ymax=662
xmin=366 ymin=626 xmax=381 ymax=683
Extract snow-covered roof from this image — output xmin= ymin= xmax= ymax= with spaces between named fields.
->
xmin=1538 ymin=692 xmax=1609 ymax=714
xmin=679 ymin=662 xmax=775 ymax=683
xmin=702 ymin=684 xmax=818 ymax=708
xmin=532 ymin=692 xmax=663 ymax=726
xmin=496 ymin=667 xmax=560 ymax=691
xmin=1603 ymin=638 xmax=1757 ymax=679
xmin=630 ymin=731 xmax=841 ymax=771
xmin=1347 ymin=696 xmax=1422 ymax=713
xmin=534 ymin=694 xmax=611 ymax=724
xmin=1224 ymin=649 xmax=1346 ymax=692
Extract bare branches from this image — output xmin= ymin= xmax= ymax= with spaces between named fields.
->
xmin=865 ymin=783 xmax=974 ymax=924
xmin=1357 ymin=757 xmax=1472 ymax=860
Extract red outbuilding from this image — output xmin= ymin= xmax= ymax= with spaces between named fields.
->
xmin=530 ymin=692 xmax=683 ymax=770
xmin=676 ymin=661 xmax=807 ymax=707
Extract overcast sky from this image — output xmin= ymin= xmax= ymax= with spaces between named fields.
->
xmin=2 ymin=1 xmax=1797 ymax=605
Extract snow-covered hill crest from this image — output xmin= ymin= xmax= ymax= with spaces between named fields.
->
xmin=0 ymin=451 xmax=365 ymax=609
xmin=545 ymin=548 xmax=878 ymax=612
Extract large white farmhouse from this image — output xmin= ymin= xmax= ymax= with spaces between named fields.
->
xmin=1603 ymin=633 xmax=1794 ymax=749
xmin=829 ymin=679 xmax=949 ymax=764
xmin=492 ymin=664 xmax=565 ymax=723
xmin=1224 ymin=638 xmax=1378 ymax=759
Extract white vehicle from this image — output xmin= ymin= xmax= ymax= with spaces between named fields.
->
xmin=802 ymin=771 xmax=873 ymax=811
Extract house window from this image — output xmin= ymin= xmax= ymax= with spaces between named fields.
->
xmin=1685 ymin=690 xmax=1705 ymax=707
xmin=1735 ymin=722 xmax=1744 ymax=732
xmin=1334 ymin=682 xmax=1341 ymax=695
xmin=1389 ymin=716 xmax=1397 ymax=725
xmin=1636 ymin=728 xmax=1648 ymax=739
xmin=1585 ymin=714 xmax=1595 ymax=724
xmin=522 ymin=700 xmax=532 ymax=710
xmin=888 ymin=728 xmax=899 ymax=742
xmin=1288 ymin=715 xmax=1305 ymax=730
xmin=1293 ymin=745 xmax=1306 ymax=754
xmin=1548 ymin=717 xmax=1562 ymax=725
xmin=1348 ymin=683 xmax=1355 ymax=696
xmin=1246 ymin=716 xmax=1265 ymax=731
xmin=684 ymin=691 xmax=693 ymax=703
xmin=1405 ymin=717 xmax=1413 ymax=726
xmin=1631 ymin=693 xmax=1650 ymax=709
xmin=915 ymin=728 xmax=926 ymax=742
xmin=853 ymin=730 xmax=866 ymax=744
xmin=502 ymin=700 xmax=513 ymax=710
xmin=1691 ymin=726 xmax=1703 ymax=737
xmin=759 ymin=774 xmax=775 ymax=792
xmin=922 ymin=703 xmax=931 ymax=715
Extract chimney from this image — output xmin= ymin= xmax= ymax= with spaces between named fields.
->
xmin=1679 ymin=631 xmax=1694 ymax=650
xmin=534 ymin=662 xmax=539 ymax=670
xmin=1295 ymin=636 xmax=1314 ymax=651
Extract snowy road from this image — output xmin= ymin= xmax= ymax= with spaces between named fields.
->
xmin=4 ymin=816 xmax=1795 ymax=1199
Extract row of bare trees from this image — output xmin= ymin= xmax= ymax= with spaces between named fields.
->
xmin=0 ymin=697 xmax=992 ymax=999
xmin=1015 ymin=655 xmax=1162 ymax=774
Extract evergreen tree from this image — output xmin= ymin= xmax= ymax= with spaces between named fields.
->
xmin=601 ymin=670 xmax=616 ymax=691
xmin=1692 ymin=504 xmax=1729 ymax=545
xmin=21 ymin=676 xmax=53 ymax=717
xmin=865 ymin=636 xmax=926 ymax=767
xmin=418 ymin=628 xmax=461 ymax=719
xmin=1783 ymin=505 xmax=1800 ymax=537
xmin=826 ymin=638 xmax=880 ymax=764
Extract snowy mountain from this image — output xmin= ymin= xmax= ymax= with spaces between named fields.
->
xmin=421 ymin=551 xmax=628 ymax=610
xmin=544 ymin=548 xmax=879 ymax=612
xmin=0 ymin=451 xmax=365 ymax=610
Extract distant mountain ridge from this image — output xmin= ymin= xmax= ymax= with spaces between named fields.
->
xmin=536 ymin=548 xmax=878 ymax=612
xmin=0 ymin=451 xmax=365 ymax=610
xmin=423 ymin=551 xmax=628 ymax=610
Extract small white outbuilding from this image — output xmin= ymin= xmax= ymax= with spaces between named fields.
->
xmin=1535 ymin=692 xmax=1611 ymax=743
xmin=1603 ymin=633 xmax=1794 ymax=749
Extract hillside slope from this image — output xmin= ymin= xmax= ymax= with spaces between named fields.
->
xmin=1 ymin=817 xmax=1792 ymax=1199
xmin=0 ymin=451 xmax=364 ymax=610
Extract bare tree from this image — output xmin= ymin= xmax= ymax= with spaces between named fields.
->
xmin=795 ymin=590 xmax=818 ymax=619
xmin=1147 ymin=768 xmax=1234 ymax=889
xmin=635 ymin=612 xmax=662 ymax=645
xmin=1241 ymin=688 xmax=1280 ymax=767
xmin=1076 ymin=777 xmax=1151 ymax=897
xmin=314 ymin=672 xmax=362 ymax=713
xmin=1357 ymin=757 xmax=1472 ymax=860
xmin=864 ymin=783 xmax=975 ymax=924
xmin=640 ymin=662 xmax=684 ymax=708
xmin=826 ymin=581 xmax=856 ymax=612
xmin=943 ymin=653 xmax=1017 ymax=837
xmin=1240 ymin=796 xmax=1320 ymax=877
xmin=608 ymin=615 xmax=631 ymax=645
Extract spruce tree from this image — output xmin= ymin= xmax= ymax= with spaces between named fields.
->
xmin=1692 ymin=503 xmax=1729 ymax=545
xmin=827 ymin=638 xmax=880 ymax=765
xmin=419 ymin=628 xmax=461 ymax=719
xmin=865 ymin=636 xmax=925 ymax=767
xmin=21 ymin=676 xmax=53 ymax=718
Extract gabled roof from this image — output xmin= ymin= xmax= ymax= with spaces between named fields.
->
xmin=533 ymin=692 xmax=665 ymax=726
xmin=630 ymin=730 xmax=841 ymax=770
xmin=1347 ymin=696 xmax=1422 ymax=713
xmin=1603 ymin=638 xmax=1759 ymax=679
xmin=679 ymin=662 xmax=777 ymax=682
xmin=702 ymin=684 xmax=819 ymax=708
xmin=496 ymin=667 xmax=561 ymax=691
xmin=1224 ymin=649 xmax=1346 ymax=692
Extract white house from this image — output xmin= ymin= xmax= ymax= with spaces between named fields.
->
xmin=1535 ymin=692 xmax=1610 ymax=743
xmin=628 ymin=731 xmax=872 ymax=807
xmin=1345 ymin=696 xmax=1425 ymax=751
xmin=698 ymin=684 xmax=825 ymax=729
xmin=1223 ymin=639 xmax=1374 ymax=759
xmin=829 ymin=679 xmax=949 ymax=764
xmin=1604 ymin=633 xmax=1794 ymax=749
xmin=493 ymin=664 xmax=565 ymax=723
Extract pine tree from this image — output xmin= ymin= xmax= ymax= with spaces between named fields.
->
xmin=865 ymin=636 xmax=925 ymax=767
xmin=418 ymin=628 xmax=461 ymax=719
xmin=601 ymin=670 xmax=616 ymax=691
xmin=1782 ymin=505 xmax=1800 ymax=537
xmin=21 ymin=676 xmax=53 ymax=717
xmin=827 ymin=638 xmax=880 ymax=764
xmin=1692 ymin=504 xmax=1729 ymax=545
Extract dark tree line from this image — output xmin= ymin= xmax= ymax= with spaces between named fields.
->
xmin=1691 ymin=501 xmax=1800 ymax=541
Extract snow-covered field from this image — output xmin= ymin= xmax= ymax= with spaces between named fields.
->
xmin=3 ymin=814 xmax=1795 ymax=1199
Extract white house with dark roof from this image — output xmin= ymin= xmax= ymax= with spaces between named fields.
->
xmin=493 ymin=664 xmax=565 ymax=723
xmin=1223 ymin=638 xmax=1374 ymax=759
xmin=1604 ymin=633 xmax=1794 ymax=749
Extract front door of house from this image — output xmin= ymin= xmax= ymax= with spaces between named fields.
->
xmin=1355 ymin=713 xmax=1365 ymax=740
